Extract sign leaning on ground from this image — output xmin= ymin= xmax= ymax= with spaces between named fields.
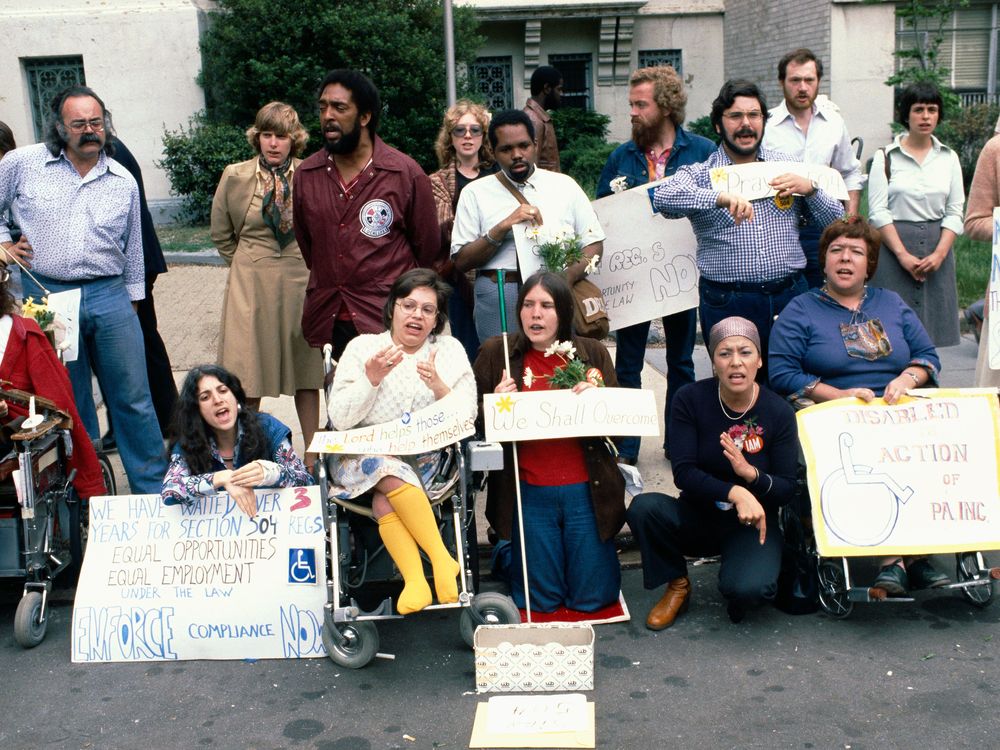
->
xmin=797 ymin=390 xmax=1000 ymax=558
xmin=72 ymin=487 xmax=327 ymax=663
xmin=988 ymin=207 xmax=1000 ymax=370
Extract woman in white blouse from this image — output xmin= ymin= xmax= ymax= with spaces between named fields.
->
xmin=327 ymin=269 xmax=478 ymax=614
xmin=868 ymin=82 xmax=965 ymax=347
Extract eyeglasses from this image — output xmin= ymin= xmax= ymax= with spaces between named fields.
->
xmin=452 ymin=125 xmax=483 ymax=137
xmin=722 ymin=111 xmax=764 ymax=123
xmin=65 ymin=118 xmax=105 ymax=133
xmin=396 ymin=299 xmax=437 ymax=317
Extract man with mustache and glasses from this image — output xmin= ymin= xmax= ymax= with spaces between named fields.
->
xmin=0 ymin=85 xmax=167 ymax=493
xmin=652 ymin=79 xmax=844 ymax=380
xmin=451 ymin=109 xmax=604 ymax=341
xmin=293 ymin=69 xmax=440 ymax=359
xmin=762 ymin=48 xmax=863 ymax=289
xmin=596 ymin=65 xmax=715 ymax=464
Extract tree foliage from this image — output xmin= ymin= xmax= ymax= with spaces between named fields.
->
xmin=549 ymin=108 xmax=617 ymax=197
xmin=197 ymin=0 xmax=483 ymax=171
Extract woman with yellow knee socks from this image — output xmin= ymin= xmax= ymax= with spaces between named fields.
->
xmin=326 ymin=270 xmax=477 ymax=614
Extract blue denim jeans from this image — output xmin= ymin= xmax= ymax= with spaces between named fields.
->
xmin=799 ymin=224 xmax=824 ymax=290
xmin=613 ymin=308 xmax=697 ymax=461
xmin=510 ymin=481 xmax=621 ymax=612
xmin=24 ymin=273 xmax=167 ymax=494
xmin=698 ymin=273 xmax=807 ymax=385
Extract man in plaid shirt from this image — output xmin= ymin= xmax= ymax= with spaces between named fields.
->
xmin=653 ymin=79 xmax=844 ymax=381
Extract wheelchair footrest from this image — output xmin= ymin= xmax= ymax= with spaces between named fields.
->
xmin=332 ymin=596 xmax=399 ymax=623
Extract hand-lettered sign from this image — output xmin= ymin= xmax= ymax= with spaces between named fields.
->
xmin=483 ymin=388 xmax=659 ymax=442
xmin=708 ymin=161 xmax=849 ymax=202
xmin=988 ymin=207 xmax=1000 ymax=370
xmin=72 ymin=487 xmax=326 ymax=662
xmin=308 ymin=391 xmax=475 ymax=455
xmin=797 ymin=390 xmax=1000 ymax=557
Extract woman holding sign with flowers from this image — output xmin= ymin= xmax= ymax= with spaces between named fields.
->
xmin=326 ymin=269 xmax=477 ymax=615
xmin=628 ymin=317 xmax=799 ymax=627
xmin=473 ymin=271 xmax=625 ymax=614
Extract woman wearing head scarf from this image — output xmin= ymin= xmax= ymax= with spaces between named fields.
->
xmin=210 ymin=102 xmax=323 ymax=467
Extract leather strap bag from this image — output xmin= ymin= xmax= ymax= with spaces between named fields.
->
xmin=494 ymin=174 xmax=610 ymax=339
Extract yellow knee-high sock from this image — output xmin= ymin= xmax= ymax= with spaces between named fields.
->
xmin=386 ymin=484 xmax=460 ymax=604
xmin=377 ymin=512 xmax=432 ymax=614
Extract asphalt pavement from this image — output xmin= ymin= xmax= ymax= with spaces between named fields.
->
xmin=0 ymin=259 xmax=995 ymax=750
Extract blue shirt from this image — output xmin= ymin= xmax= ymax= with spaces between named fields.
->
xmin=0 ymin=143 xmax=145 ymax=300
xmin=768 ymin=286 xmax=940 ymax=401
xmin=595 ymin=126 xmax=716 ymax=198
xmin=651 ymin=145 xmax=845 ymax=283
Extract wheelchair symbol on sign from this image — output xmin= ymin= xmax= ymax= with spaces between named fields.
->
xmin=288 ymin=548 xmax=317 ymax=584
xmin=820 ymin=433 xmax=914 ymax=547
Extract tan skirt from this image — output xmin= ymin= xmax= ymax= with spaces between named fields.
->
xmin=218 ymin=249 xmax=324 ymax=396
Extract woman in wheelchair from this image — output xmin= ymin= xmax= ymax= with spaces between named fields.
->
xmin=326 ymin=269 xmax=476 ymax=615
xmin=474 ymin=271 xmax=625 ymax=614
xmin=628 ymin=317 xmax=799 ymax=627
xmin=768 ymin=216 xmax=947 ymax=596
xmin=161 ymin=365 xmax=312 ymax=517
xmin=0 ymin=266 xmax=105 ymax=500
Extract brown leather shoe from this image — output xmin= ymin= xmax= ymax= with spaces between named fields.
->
xmin=645 ymin=576 xmax=691 ymax=630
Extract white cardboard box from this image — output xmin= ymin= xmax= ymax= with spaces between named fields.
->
xmin=474 ymin=623 xmax=595 ymax=693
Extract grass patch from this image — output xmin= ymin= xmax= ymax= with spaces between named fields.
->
xmin=158 ymin=224 xmax=213 ymax=253
xmin=955 ymin=233 xmax=990 ymax=309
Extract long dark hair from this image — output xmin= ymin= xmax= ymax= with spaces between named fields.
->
xmin=512 ymin=271 xmax=575 ymax=351
xmin=167 ymin=365 xmax=269 ymax=475
xmin=45 ymin=85 xmax=116 ymax=158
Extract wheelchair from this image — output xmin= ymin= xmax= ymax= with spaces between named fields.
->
xmin=315 ymin=346 xmax=519 ymax=669
xmin=0 ymin=386 xmax=85 ymax=647
xmin=784 ymin=419 xmax=999 ymax=620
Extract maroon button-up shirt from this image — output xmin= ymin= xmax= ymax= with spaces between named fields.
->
xmin=293 ymin=137 xmax=441 ymax=346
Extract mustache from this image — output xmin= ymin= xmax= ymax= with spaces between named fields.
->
xmin=734 ymin=128 xmax=756 ymax=138
xmin=79 ymin=133 xmax=102 ymax=144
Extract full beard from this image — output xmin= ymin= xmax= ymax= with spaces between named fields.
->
xmin=324 ymin=121 xmax=363 ymax=155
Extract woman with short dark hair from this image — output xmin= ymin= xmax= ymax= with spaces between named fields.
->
xmin=867 ymin=82 xmax=965 ymax=347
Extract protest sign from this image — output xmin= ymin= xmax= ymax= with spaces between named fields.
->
xmin=988 ymin=207 xmax=1000 ymax=369
xmin=708 ymin=161 xmax=849 ymax=202
xmin=72 ymin=487 xmax=327 ymax=663
xmin=483 ymin=387 xmax=659 ymax=442
xmin=797 ymin=391 xmax=1000 ymax=557
xmin=309 ymin=391 xmax=475 ymax=455
xmin=587 ymin=179 xmax=699 ymax=331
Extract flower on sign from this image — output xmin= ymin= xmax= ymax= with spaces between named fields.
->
xmin=585 ymin=253 xmax=601 ymax=275
xmin=21 ymin=296 xmax=68 ymax=351
xmin=609 ymin=175 xmax=629 ymax=194
xmin=523 ymin=366 xmax=535 ymax=388
xmin=531 ymin=224 xmax=587 ymax=274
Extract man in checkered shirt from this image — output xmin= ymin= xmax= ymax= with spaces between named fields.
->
xmin=653 ymin=79 xmax=844 ymax=381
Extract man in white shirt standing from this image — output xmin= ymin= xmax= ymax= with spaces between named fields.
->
xmin=762 ymin=48 xmax=863 ymax=288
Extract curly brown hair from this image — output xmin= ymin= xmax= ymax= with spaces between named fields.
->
xmin=433 ymin=99 xmax=493 ymax=168
xmin=245 ymin=101 xmax=308 ymax=157
xmin=818 ymin=216 xmax=882 ymax=279
xmin=629 ymin=66 xmax=687 ymax=127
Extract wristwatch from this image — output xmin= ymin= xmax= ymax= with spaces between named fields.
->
xmin=806 ymin=179 xmax=819 ymax=197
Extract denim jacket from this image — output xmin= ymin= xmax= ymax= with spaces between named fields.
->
xmin=596 ymin=126 xmax=716 ymax=198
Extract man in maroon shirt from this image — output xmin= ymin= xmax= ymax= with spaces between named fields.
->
xmin=293 ymin=69 xmax=440 ymax=356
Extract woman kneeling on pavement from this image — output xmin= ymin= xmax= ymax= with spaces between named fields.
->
xmin=628 ymin=317 xmax=799 ymax=627
xmin=161 ymin=365 xmax=313 ymax=516
xmin=326 ymin=269 xmax=476 ymax=614
xmin=474 ymin=271 xmax=625 ymax=613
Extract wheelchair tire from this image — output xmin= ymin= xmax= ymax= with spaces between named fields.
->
xmin=459 ymin=592 xmax=522 ymax=648
xmin=98 ymin=452 xmax=117 ymax=496
xmin=14 ymin=591 xmax=47 ymax=648
xmin=322 ymin=620 xmax=379 ymax=669
xmin=817 ymin=560 xmax=853 ymax=619
xmin=956 ymin=552 xmax=994 ymax=609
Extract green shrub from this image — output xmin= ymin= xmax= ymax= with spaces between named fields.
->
xmin=686 ymin=115 xmax=720 ymax=145
xmin=158 ymin=114 xmax=253 ymax=224
xmin=936 ymin=102 xmax=1000 ymax=192
xmin=562 ymin=136 xmax=619 ymax=199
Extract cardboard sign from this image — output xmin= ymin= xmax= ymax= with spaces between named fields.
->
xmin=797 ymin=390 xmax=1000 ymax=557
xmin=483 ymin=388 xmax=659 ymax=442
xmin=708 ymin=161 xmax=849 ymax=201
xmin=588 ymin=179 xmax=699 ymax=331
xmin=72 ymin=487 xmax=327 ymax=663
xmin=988 ymin=207 xmax=1000 ymax=370
xmin=309 ymin=391 xmax=475 ymax=455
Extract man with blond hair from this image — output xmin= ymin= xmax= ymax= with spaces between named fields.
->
xmin=596 ymin=66 xmax=715 ymax=464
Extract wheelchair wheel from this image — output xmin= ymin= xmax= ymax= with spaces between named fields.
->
xmin=956 ymin=552 xmax=994 ymax=608
xmin=66 ymin=491 xmax=87 ymax=585
xmin=322 ymin=620 xmax=379 ymax=669
xmin=98 ymin=452 xmax=117 ymax=496
xmin=14 ymin=591 xmax=47 ymax=648
xmin=817 ymin=560 xmax=853 ymax=619
xmin=459 ymin=592 xmax=522 ymax=648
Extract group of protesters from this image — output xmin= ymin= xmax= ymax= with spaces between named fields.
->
xmin=1 ymin=45 xmax=999 ymax=629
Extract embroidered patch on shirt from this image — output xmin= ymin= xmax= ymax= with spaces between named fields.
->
xmin=359 ymin=199 xmax=394 ymax=238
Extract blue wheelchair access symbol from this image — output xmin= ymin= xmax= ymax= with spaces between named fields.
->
xmin=288 ymin=548 xmax=317 ymax=584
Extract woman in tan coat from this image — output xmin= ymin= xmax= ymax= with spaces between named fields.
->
xmin=210 ymin=102 xmax=322 ymax=466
